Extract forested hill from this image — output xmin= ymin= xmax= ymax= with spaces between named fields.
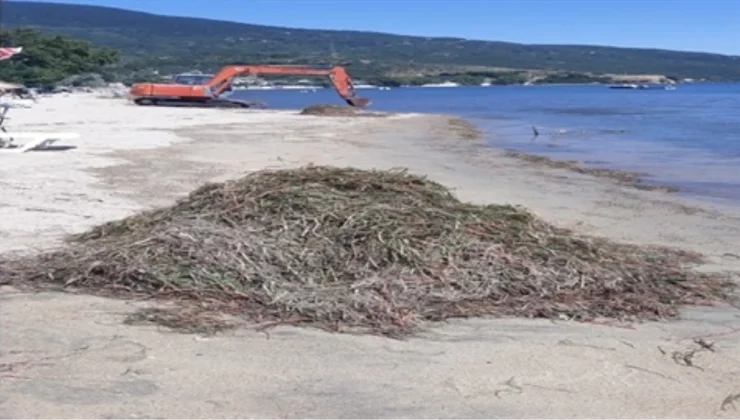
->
xmin=4 ymin=1 xmax=740 ymax=81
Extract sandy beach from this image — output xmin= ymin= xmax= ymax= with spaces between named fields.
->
xmin=1 ymin=93 xmax=740 ymax=418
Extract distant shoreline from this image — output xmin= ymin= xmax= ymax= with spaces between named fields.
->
xmin=227 ymin=80 xmax=713 ymax=91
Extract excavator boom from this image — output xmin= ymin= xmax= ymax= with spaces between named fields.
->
xmin=129 ymin=64 xmax=370 ymax=108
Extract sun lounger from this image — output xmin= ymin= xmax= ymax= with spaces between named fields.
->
xmin=0 ymin=104 xmax=79 ymax=152
xmin=0 ymin=132 xmax=79 ymax=152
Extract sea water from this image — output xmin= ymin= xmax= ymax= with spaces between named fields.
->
xmin=230 ymin=83 xmax=740 ymax=205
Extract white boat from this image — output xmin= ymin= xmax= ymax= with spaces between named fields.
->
xmin=609 ymin=83 xmax=640 ymax=89
xmin=421 ymin=81 xmax=460 ymax=88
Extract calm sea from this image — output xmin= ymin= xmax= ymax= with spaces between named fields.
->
xmin=230 ymin=84 xmax=740 ymax=205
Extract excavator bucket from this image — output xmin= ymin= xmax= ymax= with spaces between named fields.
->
xmin=345 ymin=96 xmax=371 ymax=108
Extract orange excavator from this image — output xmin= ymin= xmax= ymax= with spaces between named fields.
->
xmin=129 ymin=64 xmax=370 ymax=109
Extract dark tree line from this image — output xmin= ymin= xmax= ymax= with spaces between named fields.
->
xmin=0 ymin=28 xmax=118 ymax=87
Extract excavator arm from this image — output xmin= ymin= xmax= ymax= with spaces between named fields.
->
xmin=206 ymin=64 xmax=369 ymax=107
xmin=129 ymin=64 xmax=370 ymax=108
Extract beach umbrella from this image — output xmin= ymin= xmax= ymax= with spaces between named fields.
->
xmin=0 ymin=46 xmax=21 ymax=61
xmin=0 ymin=0 xmax=22 ymax=61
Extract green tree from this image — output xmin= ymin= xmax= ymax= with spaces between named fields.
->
xmin=0 ymin=28 xmax=119 ymax=87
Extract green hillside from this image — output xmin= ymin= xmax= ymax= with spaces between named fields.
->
xmin=3 ymin=1 xmax=740 ymax=82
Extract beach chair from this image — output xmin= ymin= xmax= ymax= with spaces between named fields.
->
xmin=0 ymin=104 xmax=14 ymax=148
xmin=0 ymin=104 xmax=79 ymax=153
xmin=0 ymin=131 xmax=79 ymax=152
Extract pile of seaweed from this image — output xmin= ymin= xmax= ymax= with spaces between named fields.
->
xmin=300 ymin=104 xmax=384 ymax=117
xmin=0 ymin=166 xmax=733 ymax=336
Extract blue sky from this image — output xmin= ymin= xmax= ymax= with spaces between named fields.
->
xmin=13 ymin=0 xmax=740 ymax=55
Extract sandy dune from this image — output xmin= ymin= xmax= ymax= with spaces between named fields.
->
xmin=1 ymin=93 xmax=739 ymax=418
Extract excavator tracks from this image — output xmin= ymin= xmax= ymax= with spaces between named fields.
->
xmin=133 ymin=97 xmax=266 ymax=109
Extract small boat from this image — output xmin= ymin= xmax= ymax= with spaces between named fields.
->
xmin=609 ymin=83 xmax=641 ymax=89
xmin=421 ymin=81 xmax=460 ymax=88
xmin=609 ymin=83 xmax=663 ymax=90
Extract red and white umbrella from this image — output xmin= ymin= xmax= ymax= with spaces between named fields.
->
xmin=0 ymin=46 xmax=22 ymax=61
